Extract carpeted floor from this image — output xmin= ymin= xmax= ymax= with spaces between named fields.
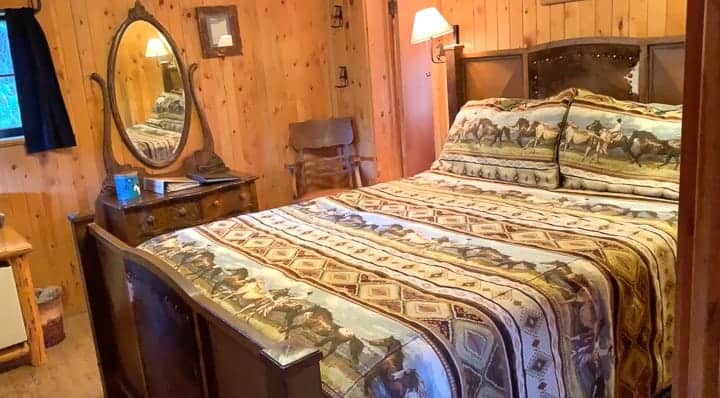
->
xmin=0 ymin=313 xmax=102 ymax=398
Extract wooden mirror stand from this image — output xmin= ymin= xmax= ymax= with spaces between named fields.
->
xmin=90 ymin=2 xmax=231 ymax=195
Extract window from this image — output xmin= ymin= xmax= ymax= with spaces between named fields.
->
xmin=0 ymin=18 xmax=23 ymax=140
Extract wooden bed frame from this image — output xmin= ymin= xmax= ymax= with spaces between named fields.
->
xmin=70 ymin=36 xmax=685 ymax=398
xmin=443 ymin=36 xmax=686 ymax=123
xmin=69 ymin=213 xmax=322 ymax=398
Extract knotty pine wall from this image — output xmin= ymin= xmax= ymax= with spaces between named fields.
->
xmin=440 ymin=0 xmax=687 ymax=52
xmin=0 ymin=0 xmax=401 ymax=314
xmin=431 ymin=0 xmax=688 ymax=153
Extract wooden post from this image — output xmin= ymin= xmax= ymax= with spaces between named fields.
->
xmin=673 ymin=0 xmax=720 ymax=396
xmin=444 ymin=45 xmax=464 ymax=129
xmin=11 ymin=255 xmax=47 ymax=365
xmin=0 ymin=226 xmax=46 ymax=366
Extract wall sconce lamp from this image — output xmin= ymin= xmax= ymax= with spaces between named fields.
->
xmin=411 ymin=7 xmax=455 ymax=64
xmin=145 ymin=37 xmax=169 ymax=59
xmin=145 ymin=37 xmax=174 ymax=70
xmin=335 ymin=66 xmax=349 ymax=88
xmin=331 ymin=5 xmax=344 ymax=29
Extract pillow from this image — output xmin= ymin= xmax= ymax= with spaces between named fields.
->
xmin=150 ymin=91 xmax=185 ymax=122
xmin=432 ymin=91 xmax=574 ymax=188
xmin=559 ymin=89 xmax=682 ymax=200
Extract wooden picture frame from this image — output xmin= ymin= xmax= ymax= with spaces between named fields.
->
xmin=195 ymin=5 xmax=242 ymax=58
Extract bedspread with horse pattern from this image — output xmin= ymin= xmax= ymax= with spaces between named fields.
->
xmin=139 ymin=171 xmax=677 ymax=398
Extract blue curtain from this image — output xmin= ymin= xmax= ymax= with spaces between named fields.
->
xmin=5 ymin=8 xmax=76 ymax=153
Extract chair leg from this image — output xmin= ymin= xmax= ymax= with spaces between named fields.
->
xmin=353 ymin=165 xmax=362 ymax=188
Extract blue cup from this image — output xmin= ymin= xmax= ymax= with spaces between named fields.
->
xmin=114 ymin=172 xmax=141 ymax=202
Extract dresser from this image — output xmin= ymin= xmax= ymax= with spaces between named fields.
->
xmin=96 ymin=175 xmax=258 ymax=246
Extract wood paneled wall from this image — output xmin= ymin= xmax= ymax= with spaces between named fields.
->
xmin=440 ymin=0 xmax=687 ymax=52
xmin=0 ymin=0 xmax=399 ymax=314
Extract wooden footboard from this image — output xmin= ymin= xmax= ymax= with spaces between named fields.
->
xmin=69 ymin=214 xmax=323 ymax=398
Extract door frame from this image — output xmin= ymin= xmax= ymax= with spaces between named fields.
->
xmin=673 ymin=0 xmax=720 ymax=396
xmin=389 ymin=0 xmax=444 ymax=176
xmin=388 ymin=0 xmax=408 ymax=177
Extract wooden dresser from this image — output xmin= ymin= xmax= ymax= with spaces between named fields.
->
xmin=96 ymin=175 xmax=258 ymax=246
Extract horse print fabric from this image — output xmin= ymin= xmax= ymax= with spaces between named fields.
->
xmin=559 ymin=89 xmax=682 ymax=199
xmin=432 ymin=90 xmax=573 ymax=189
xmin=139 ymin=171 xmax=677 ymax=398
xmin=126 ymin=91 xmax=186 ymax=162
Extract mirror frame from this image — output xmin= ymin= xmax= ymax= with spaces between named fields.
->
xmin=107 ymin=1 xmax=192 ymax=169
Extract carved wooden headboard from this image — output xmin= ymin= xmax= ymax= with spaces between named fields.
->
xmin=445 ymin=36 xmax=685 ymax=123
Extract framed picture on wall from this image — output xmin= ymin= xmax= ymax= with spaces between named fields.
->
xmin=195 ymin=5 xmax=242 ymax=58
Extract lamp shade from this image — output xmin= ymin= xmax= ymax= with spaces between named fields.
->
xmin=145 ymin=38 xmax=169 ymax=58
xmin=411 ymin=7 xmax=453 ymax=44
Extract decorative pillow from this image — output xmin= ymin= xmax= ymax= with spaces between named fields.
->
xmin=144 ymin=91 xmax=186 ymax=133
xmin=559 ymin=89 xmax=682 ymax=200
xmin=432 ymin=91 xmax=574 ymax=188
xmin=150 ymin=91 xmax=185 ymax=122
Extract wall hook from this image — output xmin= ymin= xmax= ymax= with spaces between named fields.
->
xmin=331 ymin=5 xmax=344 ymax=29
xmin=30 ymin=0 xmax=41 ymax=14
xmin=335 ymin=66 xmax=349 ymax=88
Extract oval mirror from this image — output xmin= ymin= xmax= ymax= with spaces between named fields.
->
xmin=108 ymin=14 xmax=191 ymax=168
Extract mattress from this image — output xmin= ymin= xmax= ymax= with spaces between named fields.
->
xmin=138 ymin=171 xmax=678 ymax=398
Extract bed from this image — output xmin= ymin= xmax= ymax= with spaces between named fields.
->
xmin=126 ymin=124 xmax=182 ymax=161
xmin=139 ymin=171 xmax=677 ymax=398
xmin=125 ymin=91 xmax=185 ymax=162
xmin=70 ymin=36 xmax=684 ymax=398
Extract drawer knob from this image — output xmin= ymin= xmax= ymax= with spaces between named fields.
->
xmin=212 ymin=200 xmax=221 ymax=207
xmin=239 ymin=192 xmax=249 ymax=201
xmin=178 ymin=207 xmax=188 ymax=217
xmin=146 ymin=215 xmax=155 ymax=225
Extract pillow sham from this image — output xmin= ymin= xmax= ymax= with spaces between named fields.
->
xmin=150 ymin=91 xmax=185 ymax=122
xmin=559 ymin=89 xmax=682 ymax=200
xmin=432 ymin=91 xmax=573 ymax=188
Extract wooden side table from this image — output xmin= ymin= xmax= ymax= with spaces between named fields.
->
xmin=0 ymin=226 xmax=46 ymax=367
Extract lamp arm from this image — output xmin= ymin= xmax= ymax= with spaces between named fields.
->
xmin=430 ymin=39 xmax=447 ymax=64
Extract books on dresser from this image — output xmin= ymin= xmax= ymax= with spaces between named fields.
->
xmin=187 ymin=170 xmax=243 ymax=184
xmin=143 ymin=177 xmax=200 ymax=195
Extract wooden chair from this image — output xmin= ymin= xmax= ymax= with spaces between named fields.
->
xmin=286 ymin=118 xmax=363 ymax=201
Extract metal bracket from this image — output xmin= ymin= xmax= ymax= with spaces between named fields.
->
xmin=335 ymin=66 xmax=349 ymax=88
xmin=331 ymin=5 xmax=344 ymax=28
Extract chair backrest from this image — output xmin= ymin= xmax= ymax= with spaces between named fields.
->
xmin=287 ymin=118 xmax=359 ymax=199
xmin=289 ymin=118 xmax=354 ymax=151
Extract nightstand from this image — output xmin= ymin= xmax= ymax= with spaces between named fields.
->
xmin=0 ymin=226 xmax=46 ymax=368
xmin=95 ymin=175 xmax=258 ymax=246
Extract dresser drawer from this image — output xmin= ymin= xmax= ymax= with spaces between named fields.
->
xmin=201 ymin=185 xmax=257 ymax=221
xmin=129 ymin=201 xmax=202 ymax=243
xmin=98 ymin=177 xmax=258 ymax=246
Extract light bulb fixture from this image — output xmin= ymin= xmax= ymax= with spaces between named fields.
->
xmin=144 ymin=37 xmax=169 ymax=58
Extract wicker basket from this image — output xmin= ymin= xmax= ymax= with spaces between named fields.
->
xmin=35 ymin=286 xmax=65 ymax=348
